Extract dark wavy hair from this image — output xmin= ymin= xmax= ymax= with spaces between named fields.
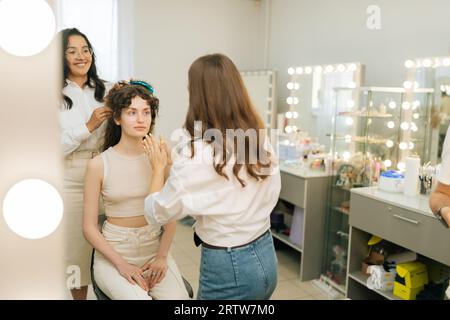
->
xmin=61 ymin=28 xmax=106 ymax=109
xmin=102 ymin=82 xmax=159 ymax=151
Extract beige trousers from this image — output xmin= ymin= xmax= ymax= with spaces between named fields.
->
xmin=93 ymin=221 xmax=189 ymax=300
xmin=63 ymin=152 xmax=100 ymax=288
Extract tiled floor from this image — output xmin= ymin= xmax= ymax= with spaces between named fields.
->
xmin=87 ymin=221 xmax=329 ymax=300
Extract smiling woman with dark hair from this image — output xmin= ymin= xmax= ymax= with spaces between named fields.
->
xmin=58 ymin=27 xmax=113 ymax=300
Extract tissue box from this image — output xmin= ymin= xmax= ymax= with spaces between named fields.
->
xmin=393 ymin=261 xmax=428 ymax=300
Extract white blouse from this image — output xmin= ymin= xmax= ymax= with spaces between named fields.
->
xmin=144 ymin=138 xmax=281 ymax=248
xmin=59 ymin=79 xmax=112 ymax=156
xmin=438 ymin=126 xmax=450 ymax=185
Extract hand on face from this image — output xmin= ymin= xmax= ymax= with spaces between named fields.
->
xmin=142 ymin=134 xmax=169 ymax=172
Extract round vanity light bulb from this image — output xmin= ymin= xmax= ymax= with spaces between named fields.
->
xmin=387 ymin=121 xmax=395 ymax=129
xmin=287 ymin=82 xmax=294 ymax=90
xmin=402 ymin=101 xmax=411 ymax=110
xmin=315 ymin=66 xmax=323 ymax=73
xmin=325 ymin=65 xmax=334 ymax=73
xmin=422 ymin=59 xmax=432 ymax=68
xmin=337 ymin=64 xmax=345 ymax=72
xmin=400 ymin=122 xmax=410 ymax=131
xmin=295 ymin=67 xmax=303 ymax=75
xmin=286 ymin=97 xmax=294 ymax=105
xmin=388 ymin=101 xmax=397 ymax=109
xmin=285 ymin=126 xmax=292 ymax=133
xmin=413 ymin=113 xmax=420 ymax=120
xmin=384 ymin=159 xmax=392 ymax=168
xmin=305 ymin=66 xmax=312 ymax=74
xmin=345 ymin=117 xmax=354 ymax=126
xmin=410 ymin=123 xmax=418 ymax=132
xmin=403 ymin=81 xmax=413 ymax=89
xmin=404 ymin=60 xmax=415 ymax=69
xmin=409 ymin=142 xmax=415 ymax=150
xmin=292 ymin=111 xmax=299 ymax=119
xmin=399 ymin=142 xmax=408 ymax=150
xmin=348 ymin=63 xmax=357 ymax=71
xmin=288 ymin=67 xmax=295 ymax=75
xmin=293 ymin=97 xmax=299 ymax=105
xmin=285 ymin=111 xmax=293 ymax=119
xmin=292 ymin=126 xmax=298 ymax=132
xmin=2 ymin=179 xmax=63 ymax=239
xmin=0 ymin=0 xmax=56 ymax=57
xmin=294 ymin=82 xmax=300 ymax=90
xmin=386 ymin=140 xmax=394 ymax=148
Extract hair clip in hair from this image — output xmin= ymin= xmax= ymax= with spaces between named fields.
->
xmin=129 ymin=80 xmax=155 ymax=94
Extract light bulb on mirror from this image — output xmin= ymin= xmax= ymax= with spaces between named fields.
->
xmin=402 ymin=101 xmax=411 ymax=110
xmin=400 ymin=122 xmax=410 ymax=131
xmin=292 ymin=111 xmax=299 ymax=119
xmin=388 ymin=101 xmax=397 ymax=109
xmin=305 ymin=66 xmax=312 ymax=74
xmin=399 ymin=142 xmax=408 ymax=150
xmin=404 ymin=60 xmax=415 ymax=69
xmin=294 ymin=82 xmax=300 ymax=90
xmin=325 ymin=65 xmax=334 ymax=73
xmin=295 ymin=67 xmax=303 ymax=75
xmin=291 ymin=126 xmax=298 ymax=132
xmin=2 ymin=179 xmax=63 ymax=239
xmin=337 ymin=64 xmax=345 ymax=72
xmin=387 ymin=121 xmax=395 ymax=129
xmin=285 ymin=111 xmax=293 ymax=119
xmin=411 ymin=123 xmax=418 ymax=132
xmin=286 ymin=97 xmax=294 ymax=105
xmin=287 ymin=82 xmax=294 ymax=90
xmin=293 ymin=97 xmax=299 ymax=105
xmin=348 ymin=63 xmax=357 ymax=71
xmin=287 ymin=67 xmax=295 ymax=75
xmin=285 ymin=126 xmax=292 ymax=133
xmin=403 ymin=81 xmax=413 ymax=89
xmin=386 ymin=140 xmax=394 ymax=148
xmin=384 ymin=159 xmax=392 ymax=168
xmin=345 ymin=117 xmax=354 ymax=126
xmin=413 ymin=113 xmax=420 ymax=120
xmin=409 ymin=142 xmax=415 ymax=150
xmin=422 ymin=59 xmax=432 ymax=68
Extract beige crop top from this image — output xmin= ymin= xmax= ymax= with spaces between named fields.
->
xmin=101 ymin=147 xmax=152 ymax=218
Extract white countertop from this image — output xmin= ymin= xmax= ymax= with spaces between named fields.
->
xmin=279 ymin=161 xmax=331 ymax=179
xmin=351 ymin=186 xmax=434 ymax=218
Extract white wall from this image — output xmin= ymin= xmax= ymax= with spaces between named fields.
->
xmin=132 ymin=0 xmax=266 ymax=140
xmin=268 ymin=0 xmax=450 ymax=129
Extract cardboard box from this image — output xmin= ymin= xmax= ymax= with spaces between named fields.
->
xmin=393 ymin=261 xmax=428 ymax=300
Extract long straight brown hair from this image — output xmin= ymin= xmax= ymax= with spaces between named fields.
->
xmin=184 ymin=53 xmax=271 ymax=187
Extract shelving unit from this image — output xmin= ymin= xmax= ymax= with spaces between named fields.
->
xmin=319 ymin=86 xmax=435 ymax=295
xmin=274 ymin=163 xmax=331 ymax=281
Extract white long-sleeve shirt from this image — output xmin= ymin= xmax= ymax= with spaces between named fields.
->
xmin=144 ymin=138 xmax=281 ymax=248
xmin=59 ymin=79 xmax=112 ymax=156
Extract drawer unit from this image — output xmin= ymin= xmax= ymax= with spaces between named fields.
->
xmin=350 ymin=193 xmax=450 ymax=265
xmin=279 ymin=171 xmax=306 ymax=208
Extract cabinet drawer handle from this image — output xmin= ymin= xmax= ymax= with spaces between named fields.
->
xmin=393 ymin=214 xmax=420 ymax=225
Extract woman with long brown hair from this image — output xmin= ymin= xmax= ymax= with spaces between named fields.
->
xmin=143 ymin=53 xmax=281 ymax=299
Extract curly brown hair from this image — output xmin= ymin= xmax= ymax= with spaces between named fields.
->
xmin=102 ymin=81 xmax=159 ymax=151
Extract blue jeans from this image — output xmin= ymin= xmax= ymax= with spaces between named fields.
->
xmin=197 ymin=231 xmax=278 ymax=300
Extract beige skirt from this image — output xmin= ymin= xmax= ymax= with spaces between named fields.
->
xmin=63 ymin=151 xmax=102 ymax=288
